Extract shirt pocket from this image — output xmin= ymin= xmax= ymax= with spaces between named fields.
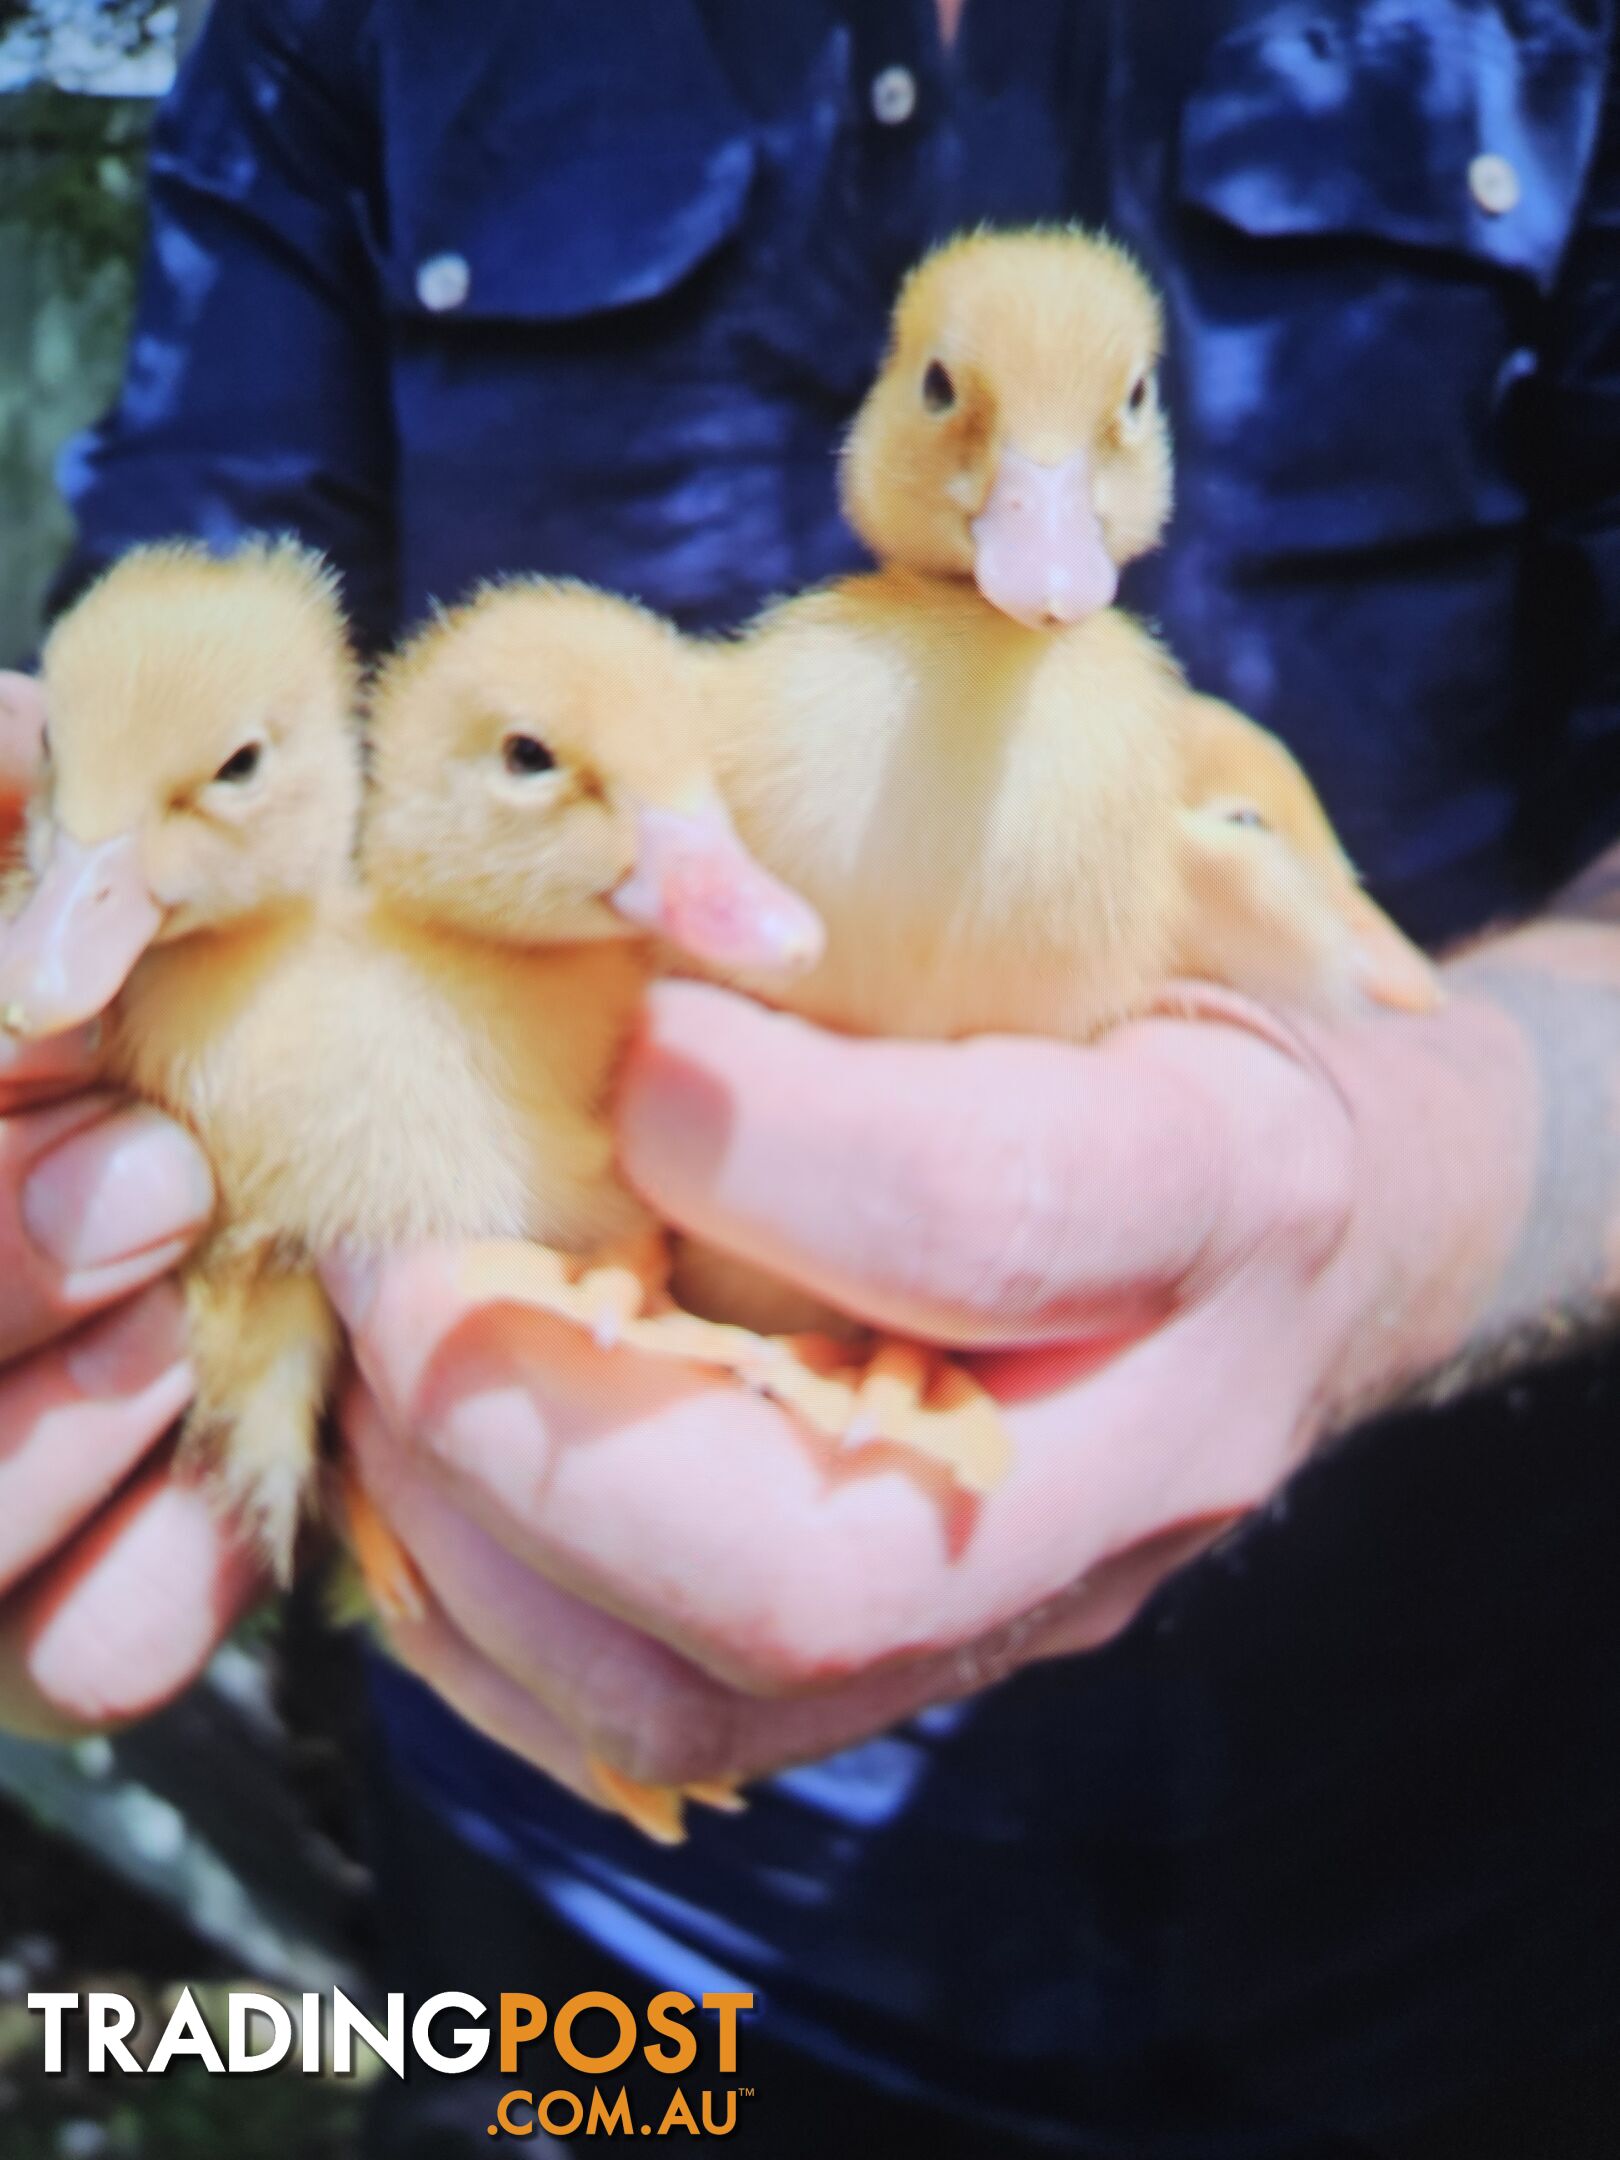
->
xmin=1171 ymin=0 xmax=1605 ymax=553
xmin=369 ymin=0 xmax=835 ymax=626
xmin=371 ymin=0 xmax=756 ymax=324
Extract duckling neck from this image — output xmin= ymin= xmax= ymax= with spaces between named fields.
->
xmin=829 ymin=564 xmax=1069 ymax=750
xmin=150 ymin=890 xmax=327 ymax=964
xmin=364 ymin=885 xmax=551 ymax=955
xmin=859 ymin=561 xmax=1112 ymax=649
xmin=114 ymin=891 xmax=337 ymax=1051
xmin=364 ymin=887 xmax=644 ymax=980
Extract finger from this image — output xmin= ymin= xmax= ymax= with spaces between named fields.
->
xmin=350 ymin=1381 xmax=1227 ymax=1787
xmin=348 ymin=1381 xmax=1040 ymax=1787
xmin=0 ymin=1459 xmax=264 ymax=1736
xmin=0 ymin=1023 xmax=105 ymax=1114
xmin=0 ymin=1280 xmax=195 ymax=1599
xmin=0 ymin=1095 xmax=215 ymax=1363
xmin=328 ymin=1249 xmax=1308 ymax=1695
xmin=617 ymin=981 xmax=1351 ymax=1346
xmin=0 ymin=672 xmax=45 ymax=818
xmin=1018 ymin=1513 xmax=1245 ymax=1662
xmin=381 ymin=1596 xmax=604 ymax=1812
xmin=329 ymin=1248 xmax=854 ymax=1689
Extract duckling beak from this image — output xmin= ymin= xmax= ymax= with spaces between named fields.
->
xmin=970 ymin=447 xmax=1118 ymax=628
xmin=610 ymin=801 xmax=825 ymax=975
xmin=0 ymin=829 xmax=163 ymax=1038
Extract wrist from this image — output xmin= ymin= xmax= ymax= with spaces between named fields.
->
xmin=1307 ymin=978 xmax=1539 ymax=1429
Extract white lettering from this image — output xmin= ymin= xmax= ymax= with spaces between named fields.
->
xmin=148 ymin=1987 xmax=224 ymax=2075
xmin=412 ymin=1992 xmax=490 ymax=2074
xmin=228 ymin=1993 xmax=292 ymax=2073
xmin=27 ymin=1993 xmax=79 ymax=2074
xmin=332 ymin=1990 xmax=406 ymax=2077
xmin=88 ymin=1994 xmax=141 ymax=2075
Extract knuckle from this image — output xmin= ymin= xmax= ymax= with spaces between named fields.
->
xmin=622 ymin=1716 xmax=732 ymax=1790
xmin=597 ymin=1689 xmax=739 ymax=1791
xmin=1253 ymin=1088 xmax=1355 ymax=1264
xmin=1223 ymin=1138 xmax=1354 ymax=1293
xmin=573 ymin=1631 xmax=739 ymax=1788
xmin=867 ymin=1073 xmax=1068 ymax=1328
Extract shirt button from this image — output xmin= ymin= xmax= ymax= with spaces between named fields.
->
xmin=871 ymin=65 xmax=918 ymax=126
xmin=416 ymin=252 xmax=471 ymax=312
xmin=1493 ymin=345 xmax=1538 ymax=407
xmin=1469 ymin=153 xmax=1520 ymax=216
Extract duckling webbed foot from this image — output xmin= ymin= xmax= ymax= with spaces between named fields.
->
xmin=457 ymin=1242 xmax=1011 ymax=1494
xmin=460 ymin=1236 xmax=670 ymax=1345
xmin=585 ymin=1756 xmax=749 ymax=1845
xmin=843 ymin=1338 xmax=1011 ymax=1492
xmin=608 ymin=1312 xmax=1011 ymax=1493
xmin=339 ymin=1462 xmax=428 ymax=1626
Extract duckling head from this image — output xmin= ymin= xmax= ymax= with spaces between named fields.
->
xmin=841 ymin=227 xmax=1172 ymax=628
xmin=364 ymin=580 xmax=823 ymax=973
xmin=0 ymin=539 xmax=359 ymax=1038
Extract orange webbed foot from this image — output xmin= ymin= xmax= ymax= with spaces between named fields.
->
xmin=456 ymin=1243 xmax=1011 ymax=1494
xmin=620 ymin=1310 xmax=862 ymax=1438
xmin=459 ymin=1236 xmax=670 ymax=1345
xmin=340 ymin=1464 xmax=428 ymax=1626
xmin=846 ymin=1339 xmax=1011 ymax=1493
xmin=572 ymin=1227 xmax=674 ymax=1348
xmin=585 ymin=1759 xmax=749 ymax=1844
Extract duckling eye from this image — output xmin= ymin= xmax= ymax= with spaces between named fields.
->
xmin=1224 ymin=804 xmax=1269 ymax=831
xmin=922 ymin=360 xmax=957 ymax=414
xmin=503 ymin=733 xmax=557 ymax=778
xmin=1126 ymin=371 xmax=1151 ymax=417
xmin=213 ymin=742 xmax=263 ymax=785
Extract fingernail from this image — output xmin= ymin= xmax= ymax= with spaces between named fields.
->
xmin=320 ymin=1249 xmax=379 ymax=1327
xmin=0 ymin=1019 xmax=101 ymax=1080
xmin=426 ymin=1380 xmax=552 ymax=1489
xmin=23 ymin=1106 xmax=214 ymax=1270
xmin=65 ymin=1281 xmax=191 ymax=1397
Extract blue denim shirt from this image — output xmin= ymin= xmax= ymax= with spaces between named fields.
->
xmin=54 ymin=2 xmax=1620 ymax=2148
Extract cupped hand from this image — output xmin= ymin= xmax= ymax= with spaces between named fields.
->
xmin=0 ymin=673 xmax=257 ymax=1740
xmin=330 ymin=973 xmax=1527 ymax=1804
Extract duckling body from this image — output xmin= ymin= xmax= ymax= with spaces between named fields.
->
xmin=100 ymin=889 xmax=651 ymax=1569
xmin=676 ymin=227 xmax=1436 ymax=1336
xmin=1171 ymin=693 xmax=1438 ymax=1015
xmin=109 ymin=892 xmax=647 ymax=1262
xmin=708 ymin=228 xmax=1434 ymax=1044
xmin=680 ymin=573 xmax=1190 ymax=1340
xmin=710 ymin=570 xmax=1185 ymax=1043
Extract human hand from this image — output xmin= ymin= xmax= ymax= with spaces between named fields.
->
xmin=0 ymin=673 xmax=255 ymax=1740
xmin=330 ymin=971 xmax=1528 ymax=1805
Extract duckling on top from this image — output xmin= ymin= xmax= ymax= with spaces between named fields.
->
xmin=672 ymin=230 xmax=1434 ymax=1350
xmin=843 ymin=226 xmax=1171 ymax=633
xmin=705 ymin=226 xmax=1434 ymax=1041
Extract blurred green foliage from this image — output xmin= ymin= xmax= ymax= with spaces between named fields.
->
xmin=0 ymin=86 xmax=148 ymax=658
xmin=3 ymin=82 xmax=148 ymax=285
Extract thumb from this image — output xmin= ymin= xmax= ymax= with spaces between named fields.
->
xmin=617 ymin=982 xmax=1350 ymax=1348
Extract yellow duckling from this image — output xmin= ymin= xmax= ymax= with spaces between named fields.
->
xmin=0 ymin=540 xmax=364 ymax=1579
xmin=674 ymin=229 xmax=1435 ymax=1362
xmin=361 ymin=577 xmax=1009 ymax=1476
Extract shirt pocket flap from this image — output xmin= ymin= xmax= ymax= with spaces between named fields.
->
xmin=375 ymin=0 xmax=757 ymax=321
xmin=1179 ymin=1 xmax=1603 ymax=292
